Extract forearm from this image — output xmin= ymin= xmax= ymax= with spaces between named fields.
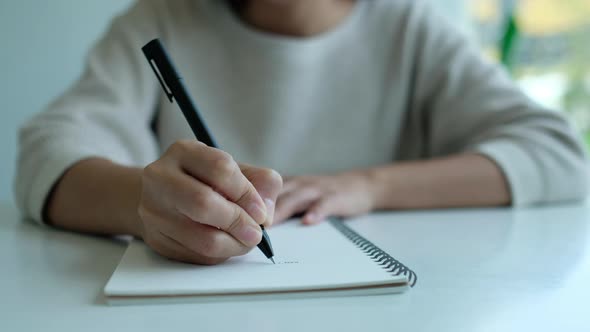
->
xmin=45 ymin=158 xmax=144 ymax=237
xmin=369 ymin=154 xmax=511 ymax=210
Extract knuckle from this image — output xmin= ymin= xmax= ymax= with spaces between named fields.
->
xmin=211 ymin=151 xmax=236 ymax=178
xmin=168 ymin=139 xmax=194 ymax=155
xmin=143 ymin=162 xmax=161 ymax=180
xmin=227 ymin=206 xmax=245 ymax=233
xmin=188 ymin=188 xmax=216 ymax=215
xmin=260 ymin=168 xmax=283 ymax=188
xmin=235 ymin=183 xmax=255 ymax=206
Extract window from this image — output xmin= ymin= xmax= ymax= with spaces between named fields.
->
xmin=470 ymin=0 xmax=590 ymax=147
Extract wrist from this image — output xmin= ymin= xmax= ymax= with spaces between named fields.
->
xmin=347 ymin=168 xmax=385 ymax=212
xmin=88 ymin=159 xmax=146 ymax=238
xmin=363 ymin=165 xmax=408 ymax=211
xmin=128 ymin=219 xmax=145 ymax=239
xmin=120 ymin=165 xmax=146 ymax=239
xmin=124 ymin=206 xmax=145 ymax=239
xmin=363 ymin=167 xmax=386 ymax=211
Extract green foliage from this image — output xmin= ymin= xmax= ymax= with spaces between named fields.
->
xmin=499 ymin=14 xmax=519 ymax=71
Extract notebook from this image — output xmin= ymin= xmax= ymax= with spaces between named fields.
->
xmin=104 ymin=219 xmax=417 ymax=305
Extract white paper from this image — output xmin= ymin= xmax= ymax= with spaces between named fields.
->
xmin=104 ymin=221 xmax=408 ymax=299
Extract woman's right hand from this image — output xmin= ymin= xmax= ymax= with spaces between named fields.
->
xmin=137 ymin=140 xmax=282 ymax=265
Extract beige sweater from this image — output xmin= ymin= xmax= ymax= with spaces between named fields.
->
xmin=15 ymin=0 xmax=589 ymax=222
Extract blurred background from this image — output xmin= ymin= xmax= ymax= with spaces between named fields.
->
xmin=0 ymin=0 xmax=589 ymax=202
xmin=0 ymin=1 xmax=133 ymax=202
xmin=470 ymin=0 xmax=590 ymax=145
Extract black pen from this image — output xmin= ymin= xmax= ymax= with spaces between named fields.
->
xmin=142 ymin=38 xmax=275 ymax=264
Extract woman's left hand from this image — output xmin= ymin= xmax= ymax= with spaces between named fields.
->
xmin=274 ymin=171 xmax=377 ymax=225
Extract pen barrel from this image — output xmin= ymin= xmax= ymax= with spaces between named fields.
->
xmin=257 ymin=227 xmax=274 ymax=259
xmin=142 ymin=38 xmax=217 ymax=147
xmin=172 ymin=84 xmax=218 ymax=147
xmin=143 ymin=38 xmax=275 ymax=262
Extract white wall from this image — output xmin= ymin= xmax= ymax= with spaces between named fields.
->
xmin=0 ymin=1 xmax=133 ymax=202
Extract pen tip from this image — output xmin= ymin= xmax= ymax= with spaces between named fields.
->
xmin=270 ymin=257 xmax=276 ymax=264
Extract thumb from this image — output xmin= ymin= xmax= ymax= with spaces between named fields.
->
xmin=240 ymin=164 xmax=283 ymax=226
xmin=302 ymin=198 xmax=334 ymax=225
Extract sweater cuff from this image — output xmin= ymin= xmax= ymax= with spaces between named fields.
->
xmin=470 ymin=139 xmax=544 ymax=206
xmin=25 ymin=148 xmax=105 ymax=225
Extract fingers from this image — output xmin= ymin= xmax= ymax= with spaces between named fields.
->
xmin=274 ymin=186 xmax=321 ymax=223
xmin=141 ymin=208 xmax=252 ymax=261
xmin=140 ymin=140 xmax=284 ymax=265
xmin=302 ymin=193 xmax=371 ymax=225
xmin=143 ymin=165 xmax=263 ymax=247
xmin=146 ymin=229 xmax=227 ymax=265
xmin=302 ymin=198 xmax=333 ymax=225
xmin=171 ymin=141 xmax=268 ymax=225
xmin=240 ymin=164 xmax=283 ymax=227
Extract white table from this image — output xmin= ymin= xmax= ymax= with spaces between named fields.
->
xmin=1 ymin=200 xmax=589 ymax=332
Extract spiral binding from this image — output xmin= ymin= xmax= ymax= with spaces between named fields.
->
xmin=330 ymin=219 xmax=417 ymax=287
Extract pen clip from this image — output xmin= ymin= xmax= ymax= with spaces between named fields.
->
xmin=147 ymin=58 xmax=174 ymax=103
xmin=142 ymin=39 xmax=174 ymax=103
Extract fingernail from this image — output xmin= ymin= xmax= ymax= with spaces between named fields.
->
xmin=248 ymin=202 xmax=267 ymax=224
xmin=264 ymin=198 xmax=275 ymax=211
xmin=237 ymin=224 xmax=262 ymax=246
xmin=304 ymin=213 xmax=318 ymax=224
xmin=264 ymin=198 xmax=275 ymax=223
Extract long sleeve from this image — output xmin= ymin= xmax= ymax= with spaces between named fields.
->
xmin=14 ymin=0 xmax=163 ymax=223
xmin=409 ymin=1 xmax=589 ymax=205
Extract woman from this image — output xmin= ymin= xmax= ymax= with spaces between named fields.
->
xmin=15 ymin=0 xmax=588 ymax=265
